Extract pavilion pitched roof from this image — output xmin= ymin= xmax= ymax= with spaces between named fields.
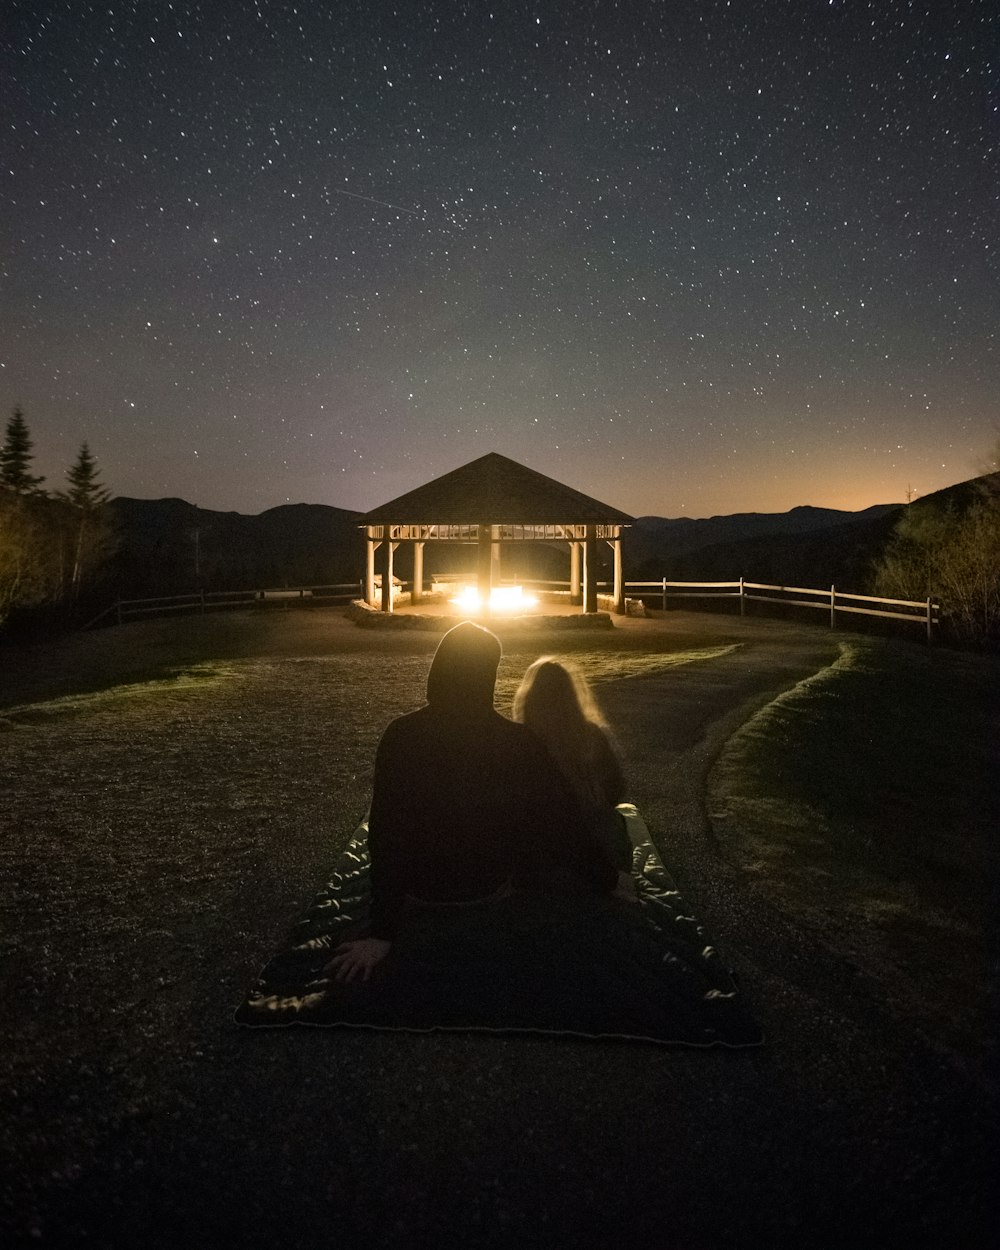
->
xmin=361 ymin=452 xmax=633 ymax=526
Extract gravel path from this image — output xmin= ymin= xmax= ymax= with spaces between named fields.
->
xmin=1 ymin=609 xmax=994 ymax=1248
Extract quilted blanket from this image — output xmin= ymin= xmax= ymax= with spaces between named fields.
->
xmin=235 ymin=805 xmax=763 ymax=1048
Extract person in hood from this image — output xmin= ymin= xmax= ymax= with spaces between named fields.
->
xmin=326 ymin=621 xmax=619 ymax=983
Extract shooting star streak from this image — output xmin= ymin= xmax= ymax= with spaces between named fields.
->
xmin=330 ymin=187 xmax=421 ymax=215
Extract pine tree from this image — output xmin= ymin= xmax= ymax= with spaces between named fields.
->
xmin=65 ymin=441 xmax=111 ymax=512
xmin=60 ymin=442 xmax=114 ymax=598
xmin=0 ymin=406 xmax=47 ymax=494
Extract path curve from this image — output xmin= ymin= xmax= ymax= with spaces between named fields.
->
xmin=596 ymin=624 xmax=841 ymax=863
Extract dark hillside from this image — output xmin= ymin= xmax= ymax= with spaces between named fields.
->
xmin=624 ymin=502 xmax=903 ymax=587
xmin=108 ymin=498 xmax=362 ymax=596
xmin=905 ymin=470 xmax=1000 ymax=513
xmin=624 ymin=474 xmax=1000 ymax=590
xmin=647 ymin=508 xmax=905 ymax=589
xmin=627 ymin=502 xmax=899 ymax=564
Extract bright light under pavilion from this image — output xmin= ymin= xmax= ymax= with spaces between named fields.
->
xmin=449 ymin=584 xmax=540 ymax=614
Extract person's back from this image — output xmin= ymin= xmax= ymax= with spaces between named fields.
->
xmin=368 ymin=696 xmax=596 ymax=929
xmin=327 ymin=623 xmax=618 ymax=983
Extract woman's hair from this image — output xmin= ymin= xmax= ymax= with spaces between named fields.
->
xmin=512 ymin=658 xmax=610 ymax=806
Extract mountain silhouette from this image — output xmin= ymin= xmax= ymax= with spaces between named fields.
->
xmin=105 ymin=474 xmax=995 ymax=599
xmin=108 ymin=497 xmax=363 ymax=595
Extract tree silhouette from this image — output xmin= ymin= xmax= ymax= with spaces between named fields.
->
xmin=0 ymin=407 xmax=47 ymax=495
xmin=64 ymin=442 xmax=111 ymax=512
xmin=58 ymin=442 xmax=114 ymax=598
xmin=874 ymin=470 xmax=1000 ymax=643
xmin=0 ymin=492 xmax=55 ymax=624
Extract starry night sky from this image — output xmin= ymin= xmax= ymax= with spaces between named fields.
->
xmin=2 ymin=0 xmax=996 ymax=518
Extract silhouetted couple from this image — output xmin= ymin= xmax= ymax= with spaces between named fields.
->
xmin=326 ymin=621 xmax=634 ymax=984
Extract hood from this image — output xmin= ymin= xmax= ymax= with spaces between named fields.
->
xmin=426 ymin=621 xmax=502 ymax=713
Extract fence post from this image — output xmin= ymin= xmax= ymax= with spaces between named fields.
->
xmin=739 ymin=576 xmax=745 ymax=616
xmin=661 ymin=577 xmax=667 ymax=612
xmin=926 ymin=598 xmax=933 ymax=645
xmin=830 ymin=585 xmax=836 ymax=629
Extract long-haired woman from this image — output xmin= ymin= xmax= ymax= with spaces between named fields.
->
xmin=513 ymin=658 xmax=632 ymax=873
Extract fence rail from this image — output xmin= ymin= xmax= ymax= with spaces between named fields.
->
xmin=83 ymin=575 xmax=941 ymax=642
xmin=82 ymin=582 xmax=362 ymax=630
xmin=623 ymin=577 xmax=939 ymax=641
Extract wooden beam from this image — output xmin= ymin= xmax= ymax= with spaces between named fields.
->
xmin=380 ymin=537 xmax=394 ymax=613
xmin=477 ymin=523 xmax=493 ymax=611
xmin=570 ymin=541 xmax=582 ymax=604
xmin=491 ymin=524 xmax=501 ymax=583
xmin=412 ymin=541 xmax=424 ymax=605
xmin=612 ymin=537 xmax=624 ymax=614
xmin=583 ymin=523 xmax=597 ymax=613
xmin=366 ymin=537 xmax=378 ymax=606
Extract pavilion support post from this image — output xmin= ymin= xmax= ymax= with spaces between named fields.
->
xmin=365 ymin=535 xmax=378 ymax=607
xmin=612 ymin=536 xmax=625 ymax=614
xmin=412 ymin=541 xmax=424 ymax=605
xmin=477 ymin=523 xmax=493 ymax=613
xmin=583 ymin=524 xmax=598 ymax=613
xmin=570 ymin=541 xmax=582 ymax=604
xmin=491 ymin=525 xmax=502 ymax=585
xmin=380 ymin=538 xmax=395 ymax=613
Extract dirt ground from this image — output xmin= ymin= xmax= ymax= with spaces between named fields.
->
xmin=1 ymin=607 xmax=996 ymax=1248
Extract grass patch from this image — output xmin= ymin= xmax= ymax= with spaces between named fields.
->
xmin=495 ymin=644 xmax=739 ymax=709
xmin=0 ymin=663 xmax=243 ymax=726
xmin=710 ymin=639 xmax=1000 ymax=1061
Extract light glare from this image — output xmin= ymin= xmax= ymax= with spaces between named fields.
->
xmin=450 ymin=585 xmax=539 ymax=613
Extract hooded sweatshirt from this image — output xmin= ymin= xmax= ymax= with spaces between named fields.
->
xmin=366 ymin=622 xmax=617 ymax=939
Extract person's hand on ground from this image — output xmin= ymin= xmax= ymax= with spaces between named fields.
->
xmin=323 ymin=937 xmax=391 ymax=983
xmin=613 ymin=871 xmax=638 ymax=903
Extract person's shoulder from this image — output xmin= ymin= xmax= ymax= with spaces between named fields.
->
xmin=496 ymin=716 xmax=557 ymax=767
xmin=482 ymin=712 xmax=536 ymax=751
xmin=378 ymin=705 xmax=431 ymax=746
xmin=492 ymin=711 xmax=533 ymax=740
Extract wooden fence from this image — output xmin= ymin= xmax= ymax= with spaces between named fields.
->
xmin=452 ymin=574 xmax=937 ymax=641
xmin=623 ymin=578 xmax=939 ymax=642
xmin=83 ymin=576 xmax=940 ymax=642
xmin=82 ymin=582 xmax=362 ymax=630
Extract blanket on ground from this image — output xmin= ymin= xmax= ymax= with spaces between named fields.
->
xmin=235 ymin=805 xmax=763 ymax=1048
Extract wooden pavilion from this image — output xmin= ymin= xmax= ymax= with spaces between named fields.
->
xmin=360 ymin=452 xmax=634 ymax=615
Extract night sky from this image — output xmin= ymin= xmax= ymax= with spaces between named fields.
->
xmin=2 ymin=1 xmax=995 ymax=518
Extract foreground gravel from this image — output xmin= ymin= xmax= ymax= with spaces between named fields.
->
xmin=1 ymin=609 xmax=995 ymax=1249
